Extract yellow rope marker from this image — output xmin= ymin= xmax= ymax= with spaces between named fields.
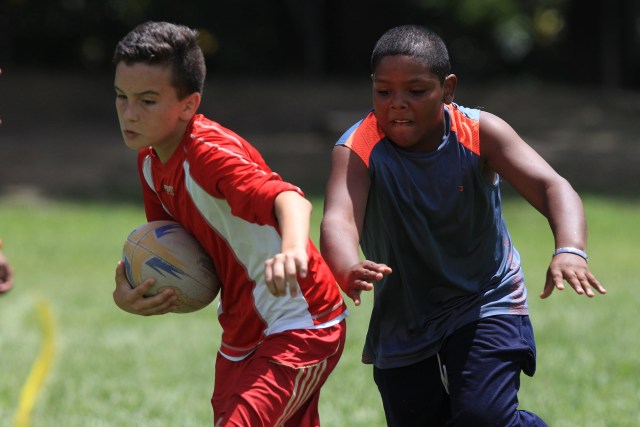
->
xmin=13 ymin=298 xmax=56 ymax=427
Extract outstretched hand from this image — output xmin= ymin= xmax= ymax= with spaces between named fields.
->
xmin=264 ymin=246 xmax=308 ymax=298
xmin=0 ymin=240 xmax=14 ymax=294
xmin=340 ymin=260 xmax=392 ymax=306
xmin=113 ymin=261 xmax=178 ymax=315
xmin=540 ymin=253 xmax=606 ymax=299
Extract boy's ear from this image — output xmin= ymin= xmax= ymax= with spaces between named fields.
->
xmin=443 ymin=74 xmax=457 ymax=104
xmin=180 ymin=92 xmax=202 ymax=120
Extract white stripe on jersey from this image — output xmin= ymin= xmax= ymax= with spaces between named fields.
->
xmin=193 ymin=122 xmax=245 ymax=148
xmin=141 ymin=155 xmax=173 ymax=218
xmin=182 ymin=160 xmax=317 ymax=336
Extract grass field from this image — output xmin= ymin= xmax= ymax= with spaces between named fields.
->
xmin=0 ymin=195 xmax=638 ymax=426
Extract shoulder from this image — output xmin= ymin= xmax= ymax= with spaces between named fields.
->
xmin=189 ymin=114 xmax=247 ymax=148
xmin=446 ymin=103 xmax=480 ymax=155
xmin=449 ymin=103 xmax=481 ymax=121
xmin=186 ymin=115 xmax=262 ymax=161
xmin=184 ymin=115 xmax=273 ymax=175
xmin=477 ymin=110 xmax=521 ymax=156
xmin=477 ymin=109 xmax=545 ymax=180
xmin=337 ymin=111 xmax=385 ymax=168
xmin=446 ymin=104 xmax=518 ymax=159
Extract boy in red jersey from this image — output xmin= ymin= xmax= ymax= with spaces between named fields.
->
xmin=321 ymin=25 xmax=606 ymax=426
xmin=111 ymin=21 xmax=348 ymax=426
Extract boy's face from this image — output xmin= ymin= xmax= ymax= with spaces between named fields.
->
xmin=372 ymin=55 xmax=455 ymax=152
xmin=114 ymin=62 xmax=199 ymax=161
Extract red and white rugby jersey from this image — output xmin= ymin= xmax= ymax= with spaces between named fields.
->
xmin=137 ymin=114 xmax=348 ymax=360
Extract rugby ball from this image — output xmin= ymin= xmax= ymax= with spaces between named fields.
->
xmin=122 ymin=220 xmax=220 ymax=313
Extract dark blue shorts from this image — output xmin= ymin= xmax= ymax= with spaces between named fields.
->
xmin=373 ymin=315 xmax=548 ymax=427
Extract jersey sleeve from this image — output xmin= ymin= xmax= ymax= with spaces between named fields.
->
xmin=187 ymin=133 xmax=303 ymax=228
xmin=336 ymin=111 xmax=384 ymax=168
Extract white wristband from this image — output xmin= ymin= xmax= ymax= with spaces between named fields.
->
xmin=552 ymin=247 xmax=588 ymax=262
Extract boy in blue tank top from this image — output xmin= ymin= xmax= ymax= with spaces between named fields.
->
xmin=320 ymin=25 xmax=606 ymax=426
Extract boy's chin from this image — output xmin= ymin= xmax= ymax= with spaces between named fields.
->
xmin=386 ymin=133 xmax=416 ymax=148
xmin=124 ymin=140 xmax=147 ymax=151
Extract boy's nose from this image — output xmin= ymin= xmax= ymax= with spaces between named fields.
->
xmin=122 ymin=104 xmax=139 ymax=121
xmin=390 ymin=93 xmax=407 ymax=109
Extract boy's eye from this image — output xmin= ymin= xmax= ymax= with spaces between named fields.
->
xmin=116 ymin=94 xmax=127 ymax=100
xmin=142 ymin=99 xmax=156 ymax=105
xmin=410 ymin=89 xmax=427 ymax=95
xmin=375 ymin=90 xmax=390 ymax=96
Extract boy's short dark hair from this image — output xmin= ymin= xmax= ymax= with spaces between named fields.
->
xmin=113 ymin=21 xmax=206 ymax=99
xmin=371 ymin=25 xmax=451 ymax=83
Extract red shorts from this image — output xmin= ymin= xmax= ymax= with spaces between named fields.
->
xmin=212 ymin=321 xmax=346 ymax=427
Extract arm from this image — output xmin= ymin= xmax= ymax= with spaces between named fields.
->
xmin=0 ymin=239 xmax=14 ymax=294
xmin=264 ymin=191 xmax=312 ymax=297
xmin=480 ymin=111 xmax=606 ymax=298
xmin=319 ymin=146 xmax=391 ymax=306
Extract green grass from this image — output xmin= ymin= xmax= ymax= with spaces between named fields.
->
xmin=0 ymin=196 xmax=637 ymax=426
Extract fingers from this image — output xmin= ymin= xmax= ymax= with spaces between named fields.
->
xmin=588 ymin=273 xmax=607 ymax=295
xmin=115 ymin=260 xmax=155 ymax=296
xmin=350 ymin=279 xmax=374 ymax=306
xmin=0 ymin=280 xmax=12 ymax=294
xmin=362 ymin=260 xmax=393 ymax=272
xmin=264 ymin=251 xmax=308 ymax=298
xmin=113 ymin=261 xmax=177 ymax=315
xmin=564 ymin=269 xmax=606 ymax=298
xmin=0 ymin=263 xmax=14 ymax=294
xmin=114 ymin=260 xmax=132 ymax=288
xmin=357 ymin=260 xmax=392 ymax=282
xmin=541 ymin=255 xmax=606 ymax=299
xmin=264 ymin=256 xmax=391 ymax=304
xmin=0 ymin=240 xmax=14 ymax=294
xmin=344 ymin=274 xmax=378 ymax=306
xmin=540 ymin=268 xmax=564 ymax=299
xmin=264 ymin=256 xmax=285 ymax=297
xmin=350 ymin=289 xmax=363 ymax=306
xmin=338 ymin=261 xmax=391 ymax=306
xmin=140 ymin=289 xmax=179 ymax=315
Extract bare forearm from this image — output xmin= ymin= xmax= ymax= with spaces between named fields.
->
xmin=320 ymin=216 xmax=362 ymax=284
xmin=544 ymin=180 xmax=588 ymax=250
xmin=275 ymin=191 xmax=312 ymax=252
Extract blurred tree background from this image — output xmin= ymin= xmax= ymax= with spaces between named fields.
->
xmin=1 ymin=0 xmax=639 ymax=88
xmin=1 ymin=0 xmax=639 ymax=200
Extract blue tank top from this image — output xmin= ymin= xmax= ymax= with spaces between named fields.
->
xmin=337 ymin=104 xmax=528 ymax=369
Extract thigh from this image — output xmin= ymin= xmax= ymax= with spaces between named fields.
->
xmin=442 ymin=315 xmax=542 ymax=426
xmin=212 ymin=323 xmax=346 ymax=427
xmin=373 ymin=356 xmax=451 ymax=427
